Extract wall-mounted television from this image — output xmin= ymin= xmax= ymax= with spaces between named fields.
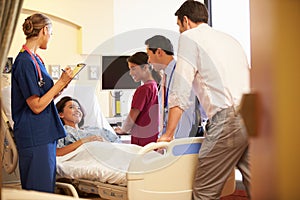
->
xmin=101 ymin=55 xmax=141 ymax=90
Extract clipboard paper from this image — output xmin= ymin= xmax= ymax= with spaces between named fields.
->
xmin=72 ymin=63 xmax=86 ymax=78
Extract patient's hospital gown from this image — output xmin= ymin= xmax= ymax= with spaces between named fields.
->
xmin=57 ymin=125 xmax=121 ymax=148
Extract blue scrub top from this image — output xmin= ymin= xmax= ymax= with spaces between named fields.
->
xmin=11 ymin=50 xmax=66 ymax=149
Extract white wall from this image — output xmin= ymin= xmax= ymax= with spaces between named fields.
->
xmin=112 ymin=0 xmax=189 ymax=116
xmin=113 ymin=0 xmax=250 ymax=59
xmin=7 ymin=0 xmax=114 ymax=117
xmin=211 ymin=0 xmax=251 ymax=62
xmin=113 ymin=0 xmax=251 ymax=116
xmin=114 ymin=0 xmax=187 ymax=35
xmin=20 ymin=0 xmax=114 ymax=55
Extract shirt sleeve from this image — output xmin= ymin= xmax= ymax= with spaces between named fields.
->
xmin=169 ymin=34 xmax=198 ymax=110
xmin=14 ymin=57 xmax=40 ymax=99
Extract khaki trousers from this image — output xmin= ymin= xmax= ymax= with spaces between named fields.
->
xmin=192 ymin=107 xmax=251 ymax=200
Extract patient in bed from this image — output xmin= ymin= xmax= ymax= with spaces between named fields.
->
xmin=55 ymin=96 xmax=121 ymax=156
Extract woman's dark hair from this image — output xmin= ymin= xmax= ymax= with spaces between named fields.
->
xmin=127 ymin=51 xmax=148 ymax=65
xmin=23 ymin=13 xmax=52 ymax=39
xmin=56 ymin=96 xmax=85 ymax=128
xmin=127 ymin=52 xmax=161 ymax=85
xmin=175 ymin=0 xmax=208 ymax=25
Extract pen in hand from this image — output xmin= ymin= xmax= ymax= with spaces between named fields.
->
xmin=60 ymin=68 xmax=72 ymax=87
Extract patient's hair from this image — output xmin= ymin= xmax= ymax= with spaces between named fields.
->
xmin=56 ymin=96 xmax=86 ymax=127
xmin=175 ymin=0 xmax=208 ymax=24
xmin=127 ymin=52 xmax=161 ymax=84
xmin=23 ymin=13 xmax=52 ymax=39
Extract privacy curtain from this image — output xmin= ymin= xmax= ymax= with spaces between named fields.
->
xmin=0 ymin=0 xmax=23 ymax=70
xmin=0 ymin=0 xmax=23 ymax=193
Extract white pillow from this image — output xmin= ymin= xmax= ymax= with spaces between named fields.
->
xmin=1 ymin=84 xmax=114 ymax=133
xmin=55 ymin=84 xmax=114 ymax=132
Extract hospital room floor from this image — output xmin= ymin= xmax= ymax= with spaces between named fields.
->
xmin=221 ymin=171 xmax=249 ymax=200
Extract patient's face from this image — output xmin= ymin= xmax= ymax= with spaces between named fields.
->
xmin=59 ymin=100 xmax=83 ymax=128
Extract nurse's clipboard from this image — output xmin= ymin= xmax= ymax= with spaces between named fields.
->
xmin=60 ymin=63 xmax=86 ymax=91
xmin=71 ymin=63 xmax=86 ymax=78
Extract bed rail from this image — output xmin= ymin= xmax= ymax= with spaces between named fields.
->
xmin=127 ymin=137 xmax=235 ymax=200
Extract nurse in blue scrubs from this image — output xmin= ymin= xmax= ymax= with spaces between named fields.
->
xmin=11 ymin=13 xmax=73 ymax=193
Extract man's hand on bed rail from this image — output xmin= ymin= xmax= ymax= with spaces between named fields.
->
xmin=157 ymin=131 xmax=174 ymax=142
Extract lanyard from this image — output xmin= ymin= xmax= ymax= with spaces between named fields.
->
xmin=165 ymin=63 xmax=176 ymax=108
xmin=22 ymin=45 xmax=45 ymax=87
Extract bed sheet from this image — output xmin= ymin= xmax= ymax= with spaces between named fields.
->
xmin=56 ymin=141 xmax=161 ymax=186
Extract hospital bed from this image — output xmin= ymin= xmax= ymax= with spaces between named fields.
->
xmin=56 ymin=137 xmax=235 ymax=200
xmin=1 ymin=84 xmax=236 ymax=199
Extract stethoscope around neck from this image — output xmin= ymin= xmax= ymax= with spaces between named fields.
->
xmin=22 ymin=45 xmax=45 ymax=87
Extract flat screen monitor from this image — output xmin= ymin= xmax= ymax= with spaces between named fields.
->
xmin=101 ymin=55 xmax=140 ymax=90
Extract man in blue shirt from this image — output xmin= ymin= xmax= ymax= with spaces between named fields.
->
xmin=145 ymin=35 xmax=206 ymax=139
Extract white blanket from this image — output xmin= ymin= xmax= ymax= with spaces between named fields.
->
xmin=56 ymin=141 xmax=160 ymax=186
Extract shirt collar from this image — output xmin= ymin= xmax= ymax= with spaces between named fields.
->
xmin=165 ymin=59 xmax=176 ymax=76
